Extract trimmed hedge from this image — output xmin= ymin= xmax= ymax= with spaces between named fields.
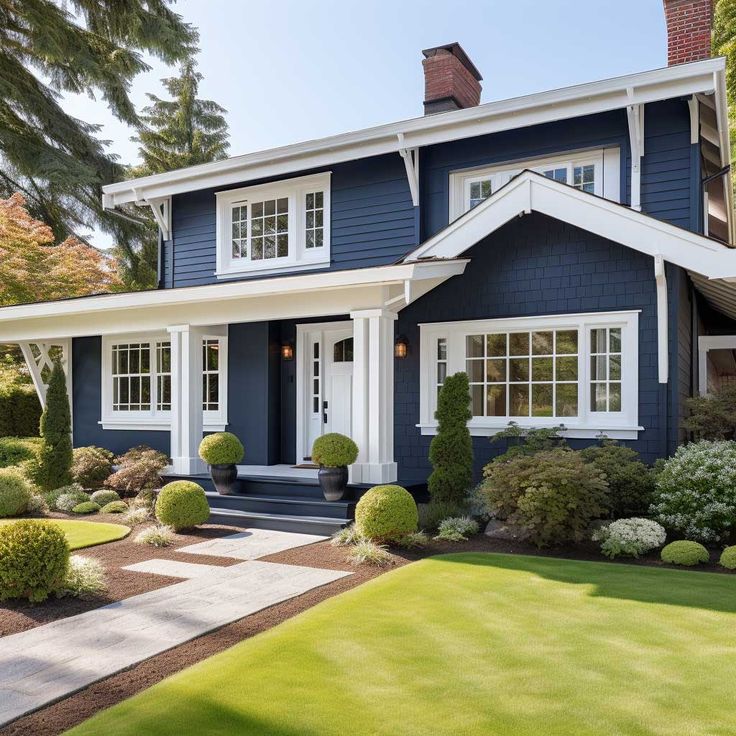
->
xmin=0 ymin=384 xmax=41 ymax=438
xmin=661 ymin=540 xmax=710 ymax=566
xmin=199 ymin=432 xmax=244 ymax=465
xmin=355 ymin=485 xmax=418 ymax=543
xmin=0 ymin=436 xmax=41 ymax=468
xmin=719 ymin=546 xmax=736 ymax=570
xmin=0 ymin=468 xmax=31 ymax=517
xmin=0 ymin=520 xmax=70 ymax=602
xmin=155 ymin=481 xmax=210 ymax=531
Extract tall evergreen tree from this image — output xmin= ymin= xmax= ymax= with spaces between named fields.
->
xmin=35 ymin=361 xmax=73 ymax=491
xmin=713 ymin=0 xmax=736 ymax=196
xmin=0 ymin=1 xmax=197 ymax=285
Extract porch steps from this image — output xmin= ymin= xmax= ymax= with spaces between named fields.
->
xmin=207 ymin=507 xmax=348 ymax=536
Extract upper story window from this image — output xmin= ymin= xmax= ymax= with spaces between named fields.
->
xmin=216 ymin=172 xmax=331 ymax=278
xmin=449 ymin=147 xmax=621 ymax=221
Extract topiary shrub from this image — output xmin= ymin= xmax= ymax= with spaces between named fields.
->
xmin=581 ymin=442 xmax=655 ymax=517
xmin=90 ymin=489 xmax=120 ymax=506
xmin=428 ymin=372 xmax=473 ymax=507
xmin=661 ymin=540 xmax=709 ymax=566
xmin=355 ymin=485 xmax=418 ymax=543
xmin=55 ymin=488 xmax=90 ymax=512
xmin=106 ymin=446 xmax=168 ymax=495
xmin=155 ymin=481 xmax=210 ymax=531
xmin=33 ymin=360 xmax=73 ymax=491
xmin=101 ymin=500 xmax=128 ymax=514
xmin=481 ymin=448 xmax=610 ymax=547
xmin=719 ymin=546 xmax=736 ymax=570
xmin=0 ymin=436 xmax=41 ymax=468
xmin=650 ymin=440 xmax=736 ymax=543
xmin=198 ymin=432 xmax=244 ymax=465
xmin=72 ymin=446 xmax=114 ymax=489
xmin=593 ymin=518 xmax=667 ymax=559
xmin=311 ymin=433 xmax=358 ymax=467
xmin=72 ymin=501 xmax=100 ymax=514
xmin=0 ymin=519 xmax=70 ymax=602
xmin=0 ymin=468 xmax=31 ymax=517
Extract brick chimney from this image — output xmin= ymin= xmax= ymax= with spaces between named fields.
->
xmin=422 ymin=42 xmax=482 ymax=115
xmin=663 ymin=0 xmax=713 ymax=65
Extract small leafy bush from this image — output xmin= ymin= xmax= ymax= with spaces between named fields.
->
xmin=650 ymin=440 xmax=736 ymax=543
xmin=135 ymin=524 xmax=175 ymax=547
xmin=198 ymin=432 xmax=244 ymax=465
xmin=481 ymin=448 xmax=609 ymax=547
xmin=719 ymin=546 xmax=736 ymax=569
xmin=101 ymin=500 xmax=128 ymax=514
xmin=683 ymin=384 xmax=736 ymax=440
xmin=417 ymin=500 xmax=466 ymax=532
xmin=90 ymin=489 xmax=120 ymax=506
xmin=311 ymin=433 xmax=358 ymax=467
xmin=396 ymin=531 xmax=430 ymax=549
xmin=330 ymin=524 xmax=364 ymax=547
xmin=45 ymin=483 xmax=84 ymax=510
xmin=661 ymin=540 xmax=710 ymax=566
xmin=0 ymin=436 xmax=41 ymax=468
xmin=122 ymin=506 xmax=151 ymax=526
xmin=26 ymin=493 xmax=48 ymax=514
xmin=466 ymin=483 xmax=492 ymax=521
xmin=346 ymin=540 xmax=393 ymax=567
xmin=71 ymin=446 xmax=115 ymax=489
xmin=0 ymin=520 xmax=70 ymax=602
xmin=106 ymin=445 xmax=168 ymax=495
xmin=355 ymin=485 xmax=418 ymax=543
xmin=57 ymin=555 xmax=106 ymax=598
xmin=435 ymin=516 xmax=480 ymax=542
xmin=155 ymin=481 xmax=209 ymax=531
xmin=0 ymin=467 xmax=31 ymax=517
xmin=593 ymin=518 xmax=666 ymax=559
xmin=55 ymin=487 xmax=90 ymax=512
xmin=72 ymin=501 xmax=100 ymax=514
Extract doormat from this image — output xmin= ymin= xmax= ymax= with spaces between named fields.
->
xmin=292 ymin=463 xmax=319 ymax=469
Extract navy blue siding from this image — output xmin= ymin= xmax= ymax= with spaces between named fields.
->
xmin=71 ymin=337 xmax=170 ymax=456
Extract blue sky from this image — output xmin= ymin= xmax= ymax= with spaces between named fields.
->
xmin=64 ymin=0 xmax=670 ymax=247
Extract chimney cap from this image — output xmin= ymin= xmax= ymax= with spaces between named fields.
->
xmin=421 ymin=42 xmax=483 ymax=81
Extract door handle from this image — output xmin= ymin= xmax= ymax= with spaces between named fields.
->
xmin=323 ymin=400 xmax=328 ymax=424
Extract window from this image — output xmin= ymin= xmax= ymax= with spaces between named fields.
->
xmin=333 ymin=337 xmax=353 ymax=362
xmin=449 ymin=148 xmax=620 ymax=220
xmin=420 ymin=311 xmax=639 ymax=439
xmin=102 ymin=334 xmax=228 ymax=431
xmin=216 ymin=172 xmax=331 ymax=277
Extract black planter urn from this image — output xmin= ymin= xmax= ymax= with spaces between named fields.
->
xmin=210 ymin=463 xmax=238 ymax=495
xmin=318 ymin=466 xmax=348 ymax=501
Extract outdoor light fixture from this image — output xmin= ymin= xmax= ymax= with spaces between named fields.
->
xmin=281 ymin=343 xmax=294 ymax=360
xmin=394 ymin=335 xmax=408 ymax=359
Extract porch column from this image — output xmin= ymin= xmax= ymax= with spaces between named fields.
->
xmin=350 ymin=309 xmax=398 ymax=484
xmin=168 ymin=324 xmax=206 ymax=475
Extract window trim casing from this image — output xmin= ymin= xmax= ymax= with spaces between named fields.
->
xmin=418 ymin=310 xmax=640 ymax=439
xmin=215 ymin=171 xmax=331 ymax=279
xmin=448 ymin=147 xmax=621 ymax=221
xmin=100 ymin=332 xmax=228 ymax=432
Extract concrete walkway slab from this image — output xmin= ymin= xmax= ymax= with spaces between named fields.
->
xmin=122 ymin=559 xmax=231 ymax=579
xmin=177 ymin=528 xmax=327 ymax=560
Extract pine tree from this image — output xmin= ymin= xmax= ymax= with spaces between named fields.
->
xmin=0 ymin=1 xmax=197 ymax=284
xmin=35 ymin=361 xmax=73 ymax=491
xmin=428 ymin=372 xmax=474 ymax=506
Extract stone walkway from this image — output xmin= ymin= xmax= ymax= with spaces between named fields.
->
xmin=0 ymin=530 xmax=349 ymax=727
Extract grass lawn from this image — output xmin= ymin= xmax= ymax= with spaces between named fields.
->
xmin=67 ymin=553 xmax=736 ymax=736
xmin=0 ymin=518 xmax=129 ymax=549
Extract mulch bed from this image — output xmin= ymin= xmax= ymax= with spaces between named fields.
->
xmin=1 ymin=522 xmax=734 ymax=736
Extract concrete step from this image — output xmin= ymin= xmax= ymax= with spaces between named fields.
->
xmin=208 ymin=508 xmax=347 ymax=536
xmin=205 ymin=491 xmax=354 ymax=520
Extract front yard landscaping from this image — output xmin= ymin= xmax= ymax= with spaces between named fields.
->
xmin=0 ymin=518 xmax=130 ymax=550
xmin=67 ymin=552 xmax=736 ymax=736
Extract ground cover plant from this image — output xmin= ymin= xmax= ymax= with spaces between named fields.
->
xmin=593 ymin=518 xmax=667 ymax=559
xmin=0 ymin=518 xmax=130 ymax=549
xmin=68 ymin=553 xmax=736 ymax=736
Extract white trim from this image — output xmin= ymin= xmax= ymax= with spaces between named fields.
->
xmin=215 ymin=172 xmax=331 ymax=278
xmin=398 ymin=135 xmax=420 ymax=207
xmin=626 ymin=102 xmax=645 ymax=211
xmin=654 ymin=255 xmax=668 ymax=384
xmin=697 ymin=334 xmax=736 ymax=395
xmin=419 ymin=311 xmax=639 ymax=437
xmin=102 ymin=58 xmax=727 ymax=208
xmin=142 ymin=197 xmax=171 ymax=241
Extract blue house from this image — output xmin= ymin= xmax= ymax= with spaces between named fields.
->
xmin=2 ymin=3 xmax=736 ymax=531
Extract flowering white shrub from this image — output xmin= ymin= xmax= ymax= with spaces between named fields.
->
xmin=593 ymin=518 xmax=666 ymax=559
xmin=434 ymin=516 xmax=479 ymax=542
xmin=650 ymin=440 xmax=736 ymax=543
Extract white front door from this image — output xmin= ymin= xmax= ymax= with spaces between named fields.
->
xmin=297 ymin=322 xmax=354 ymax=462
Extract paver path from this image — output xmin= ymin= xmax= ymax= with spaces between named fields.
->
xmin=176 ymin=528 xmax=327 ymax=560
xmin=0 ymin=531 xmax=349 ymax=727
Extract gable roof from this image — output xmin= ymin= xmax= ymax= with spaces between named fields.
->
xmin=402 ymin=170 xmax=736 ymax=320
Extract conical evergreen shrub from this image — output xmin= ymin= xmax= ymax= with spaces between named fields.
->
xmin=35 ymin=360 xmax=73 ymax=491
xmin=428 ymin=372 xmax=473 ymax=506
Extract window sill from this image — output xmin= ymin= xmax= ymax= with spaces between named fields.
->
xmin=100 ymin=420 xmax=228 ymax=433
xmin=416 ymin=423 xmax=643 ymax=440
xmin=215 ymin=257 xmax=329 ymax=280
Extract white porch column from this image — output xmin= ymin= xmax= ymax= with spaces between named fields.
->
xmin=168 ymin=324 xmax=206 ymax=475
xmin=350 ymin=309 xmax=398 ymax=485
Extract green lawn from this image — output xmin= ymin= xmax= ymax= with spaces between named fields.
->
xmin=0 ymin=518 xmax=129 ymax=549
xmin=68 ymin=553 xmax=736 ymax=736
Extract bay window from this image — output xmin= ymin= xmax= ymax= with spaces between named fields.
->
xmin=421 ymin=311 xmax=639 ymax=439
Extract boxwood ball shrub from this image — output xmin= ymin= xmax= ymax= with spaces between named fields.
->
xmin=311 ymin=433 xmax=359 ymax=467
xmin=355 ymin=485 xmax=418 ymax=543
xmin=155 ymin=481 xmax=210 ymax=531
xmin=90 ymin=489 xmax=120 ymax=506
xmin=198 ymin=432 xmax=245 ymax=465
xmin=0 ymin=519 xmax=70 ymax=602
xmin=719 ymin=546 xmax=736 ymax=569
xmin=650 ymin=440 xmax=736 ymax=543
xmin=661 ymin=540 xmax=710 ymax=566
xmin=0 ymin=468 xmax=31 ymax=517
xmin=101 ymin=500 xmax=128 ymax=514
xmin=593 ymin=518 xmax=667 ymax=559
xmin=72 ymin=501 xmax=100 ymax=514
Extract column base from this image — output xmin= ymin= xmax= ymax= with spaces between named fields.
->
xmin=350 ymin=462 xmax=398 ymax=486
xmin=171 ymin=457 xmax=207 ymax=476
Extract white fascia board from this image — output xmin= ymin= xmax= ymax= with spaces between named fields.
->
xmin=102 ymin=59 xmax=725 ymax=207
xmin=405 ymin=171 xmax=736 ymax=279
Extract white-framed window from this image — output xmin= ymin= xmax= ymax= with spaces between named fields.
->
xmin=101 ymin=333 xmax=228 ymax=431
xmin=215 ymin=172 xmax=331 ymax=278
xmin=420 ymin=311 xmax=640 ymax=439
xmin=448 ymin=148 xmax=621 ymax=221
